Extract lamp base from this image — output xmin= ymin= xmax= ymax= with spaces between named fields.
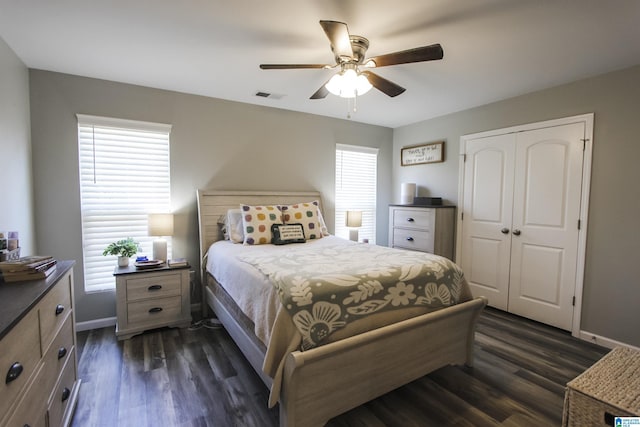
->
xmin=152 ymin=239 xmax=167 ymax=262
xmin=349 ymin=229 xmax=359 ymax=242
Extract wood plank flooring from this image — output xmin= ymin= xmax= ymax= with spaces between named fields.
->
xmin=72 ymin=308 xmax=608 ymax=427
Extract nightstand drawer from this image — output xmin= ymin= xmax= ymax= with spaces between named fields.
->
xmin=125 ymin=272 xmax=182 ymax=302
xmin=127 ymin=295 xmax=182 ymax=325
xmin=392 ymin=208 xmax=434 ymax=229
xmin=392 ymin=228 xmax=433 ymax=252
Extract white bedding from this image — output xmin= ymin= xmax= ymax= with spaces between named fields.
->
xmin=206 ymin=236 xmax=353 ymax=346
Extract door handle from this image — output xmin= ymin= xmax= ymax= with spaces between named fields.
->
xmin=501 ymin=228 xmax=510 ymax=234
xmin=512 ymin=229 xmax=521 ymax=236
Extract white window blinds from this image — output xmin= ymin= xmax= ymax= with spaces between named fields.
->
xmin=335 ymin=144 xmax=378 ymax=243
xmin=77 ymin=114 xmax=172 ymax=292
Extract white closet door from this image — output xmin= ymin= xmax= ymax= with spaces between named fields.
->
xmin=507 ymin=122 xmax=585 ymax=330
xmin=460 ymin=133 xmax=516 ymax=310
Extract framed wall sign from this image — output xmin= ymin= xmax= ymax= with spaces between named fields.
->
xmin=401 ymin=141 xmax=444 ymax=166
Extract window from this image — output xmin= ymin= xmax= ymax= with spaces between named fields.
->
xmin=77 ymin=115 xmax=171 ymax=291
xmin=335 ymin=144 xmax=378 ymax=243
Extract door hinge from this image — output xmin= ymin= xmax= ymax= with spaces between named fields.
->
xmin=572 ymin=296 xmax=576 ymax=306
xmin=461 ymin=212 xmax=464 ymax=221
xmin=461 ymin=153 xmax=467 ymax=162
xmin=578 ymin=219 xmax=581 ymax=230
xmin=581 ymin=138 xmax=589 ymax=150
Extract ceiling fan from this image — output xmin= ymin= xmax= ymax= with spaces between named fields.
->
xmin=260 ymin=20 xmax=444 ymax=99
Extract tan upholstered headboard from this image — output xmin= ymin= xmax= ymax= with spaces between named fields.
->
xmin=196 ymin=189 xmax=324 ymax=265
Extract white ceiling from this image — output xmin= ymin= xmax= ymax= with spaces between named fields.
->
xmin=1 ymin=0 xmax=639 ymax=128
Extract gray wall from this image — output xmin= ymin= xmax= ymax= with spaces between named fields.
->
xmin=28 ymin=70 xmax=393 ymax=324
xmin=0 ymin=38 xmax=35 ymax=254
xmin=393 ymin=65 xmax=640 ymax=347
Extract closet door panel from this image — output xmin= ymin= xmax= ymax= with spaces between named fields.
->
xmin=508 ymin=123 xmax=584 ymax=330
xmin=461 ymin=134 xmax=516 ymax=310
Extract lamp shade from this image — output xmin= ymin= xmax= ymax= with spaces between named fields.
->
xmin=345 ymin=211 xmax=363 ymax=228
xmin=400 ymin=183 xmax=416 ymax=204
xmin=148 ymin=213 xmax=174 ymax=236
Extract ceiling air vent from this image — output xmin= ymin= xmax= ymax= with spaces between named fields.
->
xmin=255 ymin=91 xmax=285 ymax=100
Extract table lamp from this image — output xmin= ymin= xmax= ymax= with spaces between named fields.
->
xmin=148 ymin=213 xmax=173 ymax=262
xmin=345 ymin=210 xmax=362 ymax=242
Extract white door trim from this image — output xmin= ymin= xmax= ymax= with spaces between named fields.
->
xmin=456 ymin=113 xmax=594 ymax=338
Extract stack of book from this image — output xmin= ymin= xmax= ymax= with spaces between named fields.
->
xmin=0 ymin=255 xmax=57 ymax=283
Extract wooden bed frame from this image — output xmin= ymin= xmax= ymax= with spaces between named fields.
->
xmin=197 ymin=189 xmax=487 ymax=427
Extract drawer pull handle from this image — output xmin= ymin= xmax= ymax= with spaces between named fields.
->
xmin=58 ymin=347 xmax=67 ymax=360
xmin=55 ymin=304 xmax=65 ymax=316
xmin=406 ymin=218 xmax=415 ymax=222
xmin=406 ymin=237 xmax=414 ymax=242
xmin=5 ymin=362 xmax=23 ymax=384
xmin=149 ymin=307 xmax=163 ymax=314
xmin=61 ymin=387 xmax=71 ymax=402
xmin=148 ymin=284 xmax=163 ymax=291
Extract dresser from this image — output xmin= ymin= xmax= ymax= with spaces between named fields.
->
xmin=0 ymin=260 xmax=80 ymax=427
xmin=388 ymin=205 xmax=456 ymax=259
xmin=114 ymin=264 xmax=191 ymax=340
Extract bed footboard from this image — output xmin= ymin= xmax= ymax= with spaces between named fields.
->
xmin=279 ymin=296 xmax=487 ymax=427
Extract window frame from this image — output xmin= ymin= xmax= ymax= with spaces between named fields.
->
xmin=77 ymin=114 xmax=172 ymax=292
xmin=335 ymin=143 xmax=378 ymax=244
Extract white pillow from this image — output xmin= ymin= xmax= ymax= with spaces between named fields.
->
xmin=226 ymin=209 xmax=244 ymax=243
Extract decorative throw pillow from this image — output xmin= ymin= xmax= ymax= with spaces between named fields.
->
xmin=271 ymin=223 xmax=306 ymax=245
xmin=280 ymin=201 xmax=324 ymax=240
xmin=241 ymin=204 xmax=281 ymax=245
xmin=226 ymin=209 xmax=244 ymax=243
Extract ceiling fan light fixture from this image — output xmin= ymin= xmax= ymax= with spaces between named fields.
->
xmin=325 ymin=68 xmax=372 ymax=98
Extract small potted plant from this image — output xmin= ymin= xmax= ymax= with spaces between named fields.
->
xmin=103 ymin=237 xmax=140 ymax=267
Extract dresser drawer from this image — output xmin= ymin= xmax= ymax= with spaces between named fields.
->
xmin=125 ymin=271 xmax=182 ymax=302
xmin=47 ymin=348 xmax=77 ymax=427
xmin=392 ymin=228 xmax=434 ymax=252
xmin=127 ymin=295 xmax=182 ymax=325
xmin=2 ymin=362 xmax=47 ymax=427
xmin=0 ymin=308 xmax=41 ymax=419
xmin=392 ymin=208 xmax=434 ymax=230
xmin=41 ymin=314 xmax=75 ymax=396
xmin=39 ymin=272 xmax=72 ymax=351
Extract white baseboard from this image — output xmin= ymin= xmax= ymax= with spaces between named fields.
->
xmin=75 ymin=317 xmax=116 ymax=332
xmin=579 ymin=330 xmax=640 ymax=351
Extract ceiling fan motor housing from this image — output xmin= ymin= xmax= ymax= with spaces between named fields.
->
xmin=333 ymin=35 xmax=369 ymax=64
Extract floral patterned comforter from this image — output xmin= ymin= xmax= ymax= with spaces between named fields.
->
xmin=239 ymin=240 xmax=465 ymax=350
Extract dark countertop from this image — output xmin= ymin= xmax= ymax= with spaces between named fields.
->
xmin=113 ymin=262 xmax=191 ymax=276
xmin=0 ymin=260 xmax=75 ymax=340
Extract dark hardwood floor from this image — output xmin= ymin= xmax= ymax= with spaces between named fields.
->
xmin=72 ymin=308 xmax=608 ymax=427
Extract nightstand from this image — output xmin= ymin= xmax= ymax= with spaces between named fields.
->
xmin=388 ymin=205 xmax=456 ymax=259
xmin=113 ymin=263 xmax=191 ymax=340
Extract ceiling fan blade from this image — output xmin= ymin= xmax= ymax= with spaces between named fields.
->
xmin=310 ymin=81 xmax=330 ymax=99
xmin=365 ymin=43 xmax=444 ymax=68
xmin=360 ymin=71 xmax=406 ymax=97
xmin=319 ymin=20 xmax=353 ymax=59
xmin=260 ymin=64 xmax=328 ymax=70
